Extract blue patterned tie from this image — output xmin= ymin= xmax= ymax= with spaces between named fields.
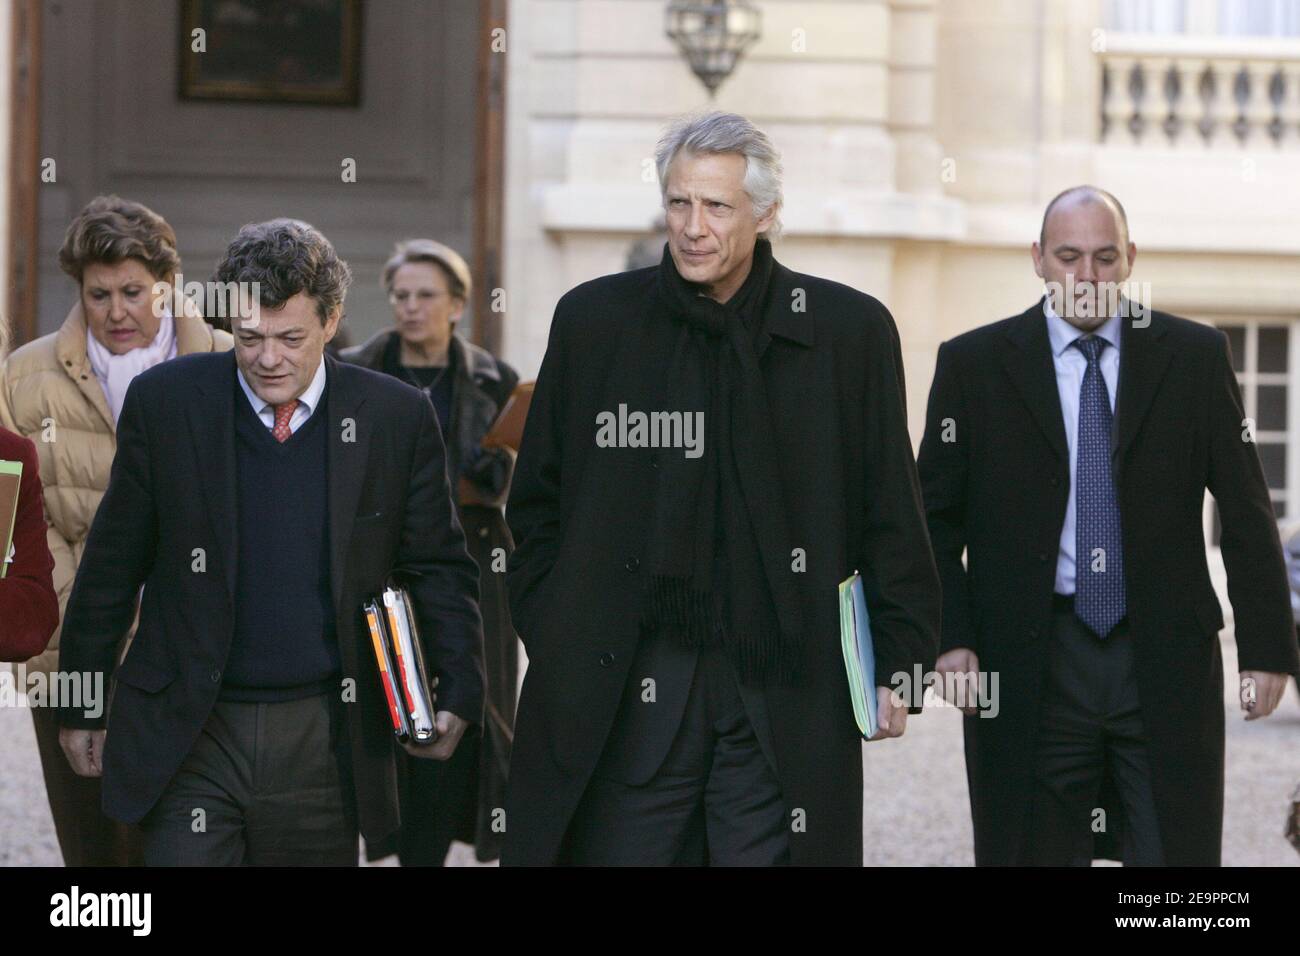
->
xmin=1072 ymin=335 xmax=1126 ymax=637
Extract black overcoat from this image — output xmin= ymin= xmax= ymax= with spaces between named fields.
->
xmin=503 ymin=257 xmax=942 ymax=866
xmin=916 ymin=300 xmax=1300 ymax=866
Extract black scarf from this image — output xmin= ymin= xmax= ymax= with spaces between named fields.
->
xmin=644 ymin=238 xmax=804 ymax=680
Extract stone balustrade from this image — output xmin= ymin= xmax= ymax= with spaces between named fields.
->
xmin=1099 ymin=32 xmax=1300 ymax=147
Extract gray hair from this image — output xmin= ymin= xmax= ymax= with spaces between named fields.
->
xmin=212 ymin=218 xmax=352 ymax=324
xmin=654 ymin=111 xmax=784 ymax=239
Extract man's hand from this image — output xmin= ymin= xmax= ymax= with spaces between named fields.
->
xmin=867 ymin=686 xmax=908 ymax=741
xmin=401 ymin=711 xmax=468 ymax=761
xmin=934 ymin=647 xmax=982 ymax=716
xmin=59 ymin=728 xmax=106 ymax=777
xmin=1240 ymin=671 xmax=1288 ymax=720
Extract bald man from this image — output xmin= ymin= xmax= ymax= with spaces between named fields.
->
xmin=917 ymin=185 xmax=1299 ymax=866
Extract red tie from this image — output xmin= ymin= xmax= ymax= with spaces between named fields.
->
xmin=272 ymin=400 xmax=299 ymax=443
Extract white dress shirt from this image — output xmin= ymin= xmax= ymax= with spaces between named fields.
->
xmin=1044 ymin=299 xmax=1122 ymax=595
xmin=235 ymin=358 xmax=327 ymax=436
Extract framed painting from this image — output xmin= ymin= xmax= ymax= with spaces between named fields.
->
xmin=179 ymin=0 xmax=363 ymax=106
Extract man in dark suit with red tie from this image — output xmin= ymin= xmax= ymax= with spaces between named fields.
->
xmin=918 ymin=186 xmax=1299 ymax=866
xmin=56 ymin=219 xmax=484 ymax=865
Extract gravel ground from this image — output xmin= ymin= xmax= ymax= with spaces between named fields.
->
xmin=2 ymin=629 xmax=1297 ymax=867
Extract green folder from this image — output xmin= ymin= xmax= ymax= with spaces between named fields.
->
xmin=0 ymin=459 xmax=22 ymax=580
xmin=838 ymin=570 xmax=878 ymax=738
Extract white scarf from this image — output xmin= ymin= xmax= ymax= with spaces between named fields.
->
xmin=86 ymin=310 xmax=178 ymax=424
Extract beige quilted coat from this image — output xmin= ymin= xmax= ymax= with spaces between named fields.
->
xmin=0 ymin=301 xmax=233 ymax=674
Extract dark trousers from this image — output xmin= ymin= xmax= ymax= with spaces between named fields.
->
xmin=561 ymin=643 xmax=790 ymax=866
xmin=1030 ymin=603 xmax=1164 ymax=865
xmin=385 ymin=725 xmax=481 ymax=866
xmin=30 ymin=706 xmax=144 ymax=866
xmin=139 ymin=692 xmax=358 ymax=866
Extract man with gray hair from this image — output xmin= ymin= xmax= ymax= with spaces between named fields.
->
xmin=57 ymin=218 xmax=484 ymax=865
xmin=504 ymin=111 xmax=941 ymax=865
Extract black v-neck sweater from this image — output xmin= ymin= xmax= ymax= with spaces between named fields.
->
xmin=221 ymin=378 xmax=340 ymax=701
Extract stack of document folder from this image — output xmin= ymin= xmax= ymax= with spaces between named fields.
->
xmin=838 ymin=571 xmax=878 ymax=739
xmin=0 ymin=460 xmax=21 ymax=580
xmin=364 ymin=587 xmax=437 ymax=743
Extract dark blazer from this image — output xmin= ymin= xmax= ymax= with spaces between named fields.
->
xmin=0 ymin=427 xmax=58 ymax=661
xmin=504 ymin=258 xmax=941 ymax=866
xmin=56 ymin=352 xmax=484 ymax=846
xmin=917 ymin=300 xmax=1300 ymax=866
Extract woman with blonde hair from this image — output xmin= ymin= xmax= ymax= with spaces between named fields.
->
xmin=342 ymin=238 xmax=519 ymax=864
xmin=0 ymin=195 xmax=233 ymax=866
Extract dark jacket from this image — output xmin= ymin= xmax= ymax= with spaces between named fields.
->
xmin=0 ymin=427 xmax=58 ymax=661
xmin=56 ymin=352 xmax=485 ymax=847
xmin=503 ymin=257 xmax=942 ymax=866
xmin=916 ymin=300 xmax=1300 ymax=866
xmin=340 ymin=330 xmax=520 ymax=503
xmin=341 ymin=329 xmax=520 ymax=862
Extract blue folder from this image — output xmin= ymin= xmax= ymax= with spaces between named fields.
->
xmin=838 ymin=570 xmax=878 ymax=738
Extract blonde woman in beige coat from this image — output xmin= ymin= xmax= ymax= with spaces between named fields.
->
xmin=0 ymin=195 xmax=233 ymax=866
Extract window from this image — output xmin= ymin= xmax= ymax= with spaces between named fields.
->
xmin=1207 ymin=320 xmax=1298 ymax=546
xmin=1219 ymin=0 xmax=1300 ymax=36
xmin=1106 ymin=0 xmax=1188 ymax=34
xmin=1107 ymin=0 xmax=1300 ymax=36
